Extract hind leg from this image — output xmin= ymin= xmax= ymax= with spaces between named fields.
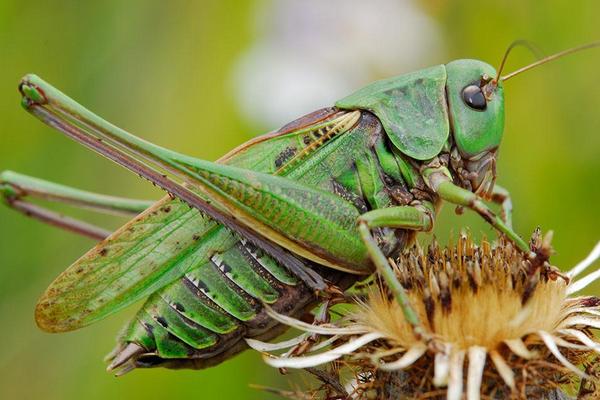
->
xmin=1 ymin=170 xmax=152 ymax=240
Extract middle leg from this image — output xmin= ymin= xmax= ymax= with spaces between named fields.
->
xmin=357 ymin=202 xmax=435 ymax=340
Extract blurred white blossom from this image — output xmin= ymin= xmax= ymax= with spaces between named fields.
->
xmin=232 ymin=0 xmax=442 ymax=129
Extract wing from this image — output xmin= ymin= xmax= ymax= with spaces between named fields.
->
xmin=35 ymin=198 xmax=224 ymax=332
xmin=23 ymin=74 xmax=362 ymax=331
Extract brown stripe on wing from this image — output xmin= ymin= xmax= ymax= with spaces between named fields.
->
xmin=218 ymin=107 xmax=342 ymax=164
xmin=275 ymin=111 xmax=361 ymax=175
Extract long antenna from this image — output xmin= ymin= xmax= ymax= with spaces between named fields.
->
xmin=494 ymin=39 xmax=544 ymax=83
xmin=501 ymin=41 xmax=600 ymax=82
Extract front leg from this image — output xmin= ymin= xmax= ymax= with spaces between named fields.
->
xmin=358 ymin=203 xmax=435 ymax=340
xmin=425 ymin=168 xmax=537 ymax=261
xmin=490 ymin=184 xmax=513 ymax=229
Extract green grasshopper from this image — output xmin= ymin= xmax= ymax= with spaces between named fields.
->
xmin=1 ymin=42 xmax=597 ymax=375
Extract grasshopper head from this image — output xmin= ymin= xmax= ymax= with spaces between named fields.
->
xmin=445 ymin=59 xmax=504 ymax=197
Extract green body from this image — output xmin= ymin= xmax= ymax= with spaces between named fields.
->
xmin=4 ymin=58 xmax=523 ymax=372
xmin=36 ymin=108 xmax=421 ymax=368
xmin=125 ymin=109 xmax=421 ymax=367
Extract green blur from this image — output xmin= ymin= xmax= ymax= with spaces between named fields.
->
xmin=0 ymin=1 xmax=598 ymax=399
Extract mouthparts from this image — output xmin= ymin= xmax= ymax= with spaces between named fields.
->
xmin=465 ymin=150 xmax=497 ymax=200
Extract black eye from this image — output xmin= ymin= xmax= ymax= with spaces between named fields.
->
xmin=462 ymin=84 xmax=487 ymax=111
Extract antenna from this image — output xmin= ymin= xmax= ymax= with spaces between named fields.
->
xmin=494 ymin=40 xmax=544 ymax=83
xmin=501 ymin=41 xmax=600 ymax=82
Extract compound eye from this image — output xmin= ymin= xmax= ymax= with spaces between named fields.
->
xmin=462 ymin=84 xmax=487 ymax=111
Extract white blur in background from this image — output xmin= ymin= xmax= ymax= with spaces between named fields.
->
xmin=232 ymin=0 xmax=442 ymax=129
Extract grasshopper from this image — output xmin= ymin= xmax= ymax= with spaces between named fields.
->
xmin=1 ymin=42 xmax=597 ymax=374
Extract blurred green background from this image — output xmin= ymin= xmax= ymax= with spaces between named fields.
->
xmin=0 ymin=1 xmax=598 ymax=399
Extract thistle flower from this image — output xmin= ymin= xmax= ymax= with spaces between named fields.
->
xmin=249 ymin=233 xmax=600 ymax=399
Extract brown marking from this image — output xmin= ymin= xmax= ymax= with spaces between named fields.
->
xmin=218 ymin=108 xmax=340 ymax=163
xmin=276 ymin=107 xmax=339 ymax=135
xmin=331 ymin=179 xmax=368 ymax=213
xmin=275 ymin=111 xmax=360 ymax=175
xmin=274 ymin=146 xmax=297 ymax=169
xmin=580 ymin=297 xmax=600 ymax=307
xmin=155 ymin=316 xmax=169 ymax=328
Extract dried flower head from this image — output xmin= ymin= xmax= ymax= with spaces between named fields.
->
xmin=250 ymin=232 xmax=600 ymax=399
